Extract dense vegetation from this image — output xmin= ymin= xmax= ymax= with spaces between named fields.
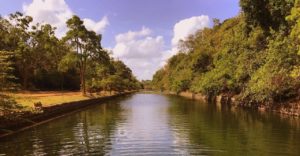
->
xmin=0 ymin=12 xmax=141 ymax=113
xmin=0 ymin=12 xmax=140 ymax=93
xmin=152 ymin=0 xmax=300 ymax=106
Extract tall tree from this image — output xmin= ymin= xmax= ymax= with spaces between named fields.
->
xmin=64 ymin=15 xmax=89 ymax=95
xmin=8 ymin=12 xmax=33 ymax=89
xmin=64 ymin=15 xmax=107 ymax=95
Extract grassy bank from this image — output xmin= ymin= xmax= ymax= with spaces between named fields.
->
xmin=3 ymin=91 xmax=117 ymax=109
xmin=0 ymin=91 xmax=133 ymax=138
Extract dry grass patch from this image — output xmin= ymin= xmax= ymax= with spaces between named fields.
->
xmin=3 ymin=91 xmax=116 ymax=108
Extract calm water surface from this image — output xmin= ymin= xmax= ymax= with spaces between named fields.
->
xmin=0 ymin=93 xmax=300 ymax=155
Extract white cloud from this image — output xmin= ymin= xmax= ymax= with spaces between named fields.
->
xmin=83 ymin=16 xmax=109 ymax=34
xmin=165 ymin=15 xmax=210 ymax=59
xmin=111 ymin=16 xmax=210 ymax=80
xmin=163 ymin=16 xmax=211 ymax=64
xmin=172 ymin=15 xmax=210 ymax=46
xmin=113 ymin=27 xmax=165 ymax=80
xmin=22 ymin=0 xmax=108 ymax=37
xmin=115 ymin=27 xmax=151 ymax=43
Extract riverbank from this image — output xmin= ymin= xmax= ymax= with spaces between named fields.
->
xmin=1 ymin=93 xmax=299 ymax=155
xmin=162 ymin=91 xmax=300 ymax=117
xmin=0 ymin=91 xmax=134 ymax=138
xmin=3 ymin=91 xmax=117 ymax=108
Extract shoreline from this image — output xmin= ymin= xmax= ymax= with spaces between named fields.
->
xmin=0 ymin=92 xmax=134 ymax=139
xmin=1 ymin=91 xmax=298 ymax=138
xmin=161 ymin=91 xmax=300 ymax=117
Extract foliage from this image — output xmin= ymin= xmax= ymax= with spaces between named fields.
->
xmin=152 ymin=1 xmax=300 ymax=106
xmin=0 ymin=51 xmax=18 ymax=91
xmin=240 ymin=0 xmax=295 ymax=32
xmin=0 ymin=51 xmax=22 ymax=116
xmin=241 ymin=32 xmax=298 ymax=103
xmin=0 ymin=12 xmax=141 ymax=114
xmin=0 ymin=94 xmax=23 ymax=117
xmin=287 ymin=0 xmax=300 ymax=79
xmin=0 ymin=13 xmax=140 ymax=94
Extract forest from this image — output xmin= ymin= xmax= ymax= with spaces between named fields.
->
xmin=152 ymin=0 xmax=300 ymax=106
xmin=0 ymin=12 xmax=141 ymax=112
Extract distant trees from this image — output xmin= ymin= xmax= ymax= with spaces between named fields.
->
xmin=152 ymin=69 xmax=167 ymax=92
xmin=152 ymin=0 xmax=300 ymax=106
xmin=85 ymin=58 xmax=140 ymax=94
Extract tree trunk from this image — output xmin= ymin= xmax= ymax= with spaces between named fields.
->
xmin=23 ymin=67 xmax=28 ymax=90
xmin=60 ymin=73 xmax=64 ymax=91
xmin=80 ymin=66 xmax=86 ymax=96
xmin=78 ymin=41 xmax=86 ymax=96
xmin=82 ymin=53 xmax=87 ymax=96
xmin=82 ymin=68 xmax=86 ymax=95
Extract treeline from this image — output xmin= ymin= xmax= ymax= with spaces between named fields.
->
xmin=0 ymin=12 xmax=141 ymax=95
xmin=152 ymin=0 xmax=300 ymax=106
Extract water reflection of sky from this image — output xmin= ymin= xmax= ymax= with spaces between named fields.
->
xmin=109 ymin=94 xmax=179 ymax=155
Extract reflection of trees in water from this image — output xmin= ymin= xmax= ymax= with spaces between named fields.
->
xmin=1 ymin=94 xmax=299 ymax=155
xmin=70 ymin=98 xmax=127 ymax=155
xmin=167 ymin=95 xmax=300 ymax=155
xmin=0 ymin=96 xmax=130 ymax=155
xmin=167 ymin=95 xmax=217 ymax=155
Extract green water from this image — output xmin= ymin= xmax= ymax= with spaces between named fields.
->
xmin=0 ymin=93 xmax=299 ymax=155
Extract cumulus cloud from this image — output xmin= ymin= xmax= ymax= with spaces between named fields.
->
xmin=112 ymin=16 xmax=210 ymax=80
xmin=83 ymin=16 xmax=109 ymax=34
xmin=113 ymin=27 xmax=165 ymax=80
xmin=163 ymin=15 xmax=210 ymax=59
xmin=172 ymin=15 xmax=210 ymax=46
xmin=22 ymin=0 xmax=109 ymax=37
xmin=115 ymin=27 xmax=152 ymax=43
xmin=163 ymin=16 xmax=211 ymax=63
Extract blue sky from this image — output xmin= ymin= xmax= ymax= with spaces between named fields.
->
xmin=0 ymin=0 xmax=240 ymax=80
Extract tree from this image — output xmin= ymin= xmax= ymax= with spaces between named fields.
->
xmin=0 ymin=17 xmax=15 ymax=50
xmin=1 ymin=11 xmax=139 ymax=95
xmin=64 ymin=15 xmax=87 ymax=95
xmin=64 ymin=15 xmax=107 ymax=95
xmin=85 ymin=50 xmax=112 ymax=94
xmin=109 ymin=60 xmax=140 ymax=92
xmin=240 ymin=0 xmax=295 ymax=32
xmin=0 ymin=51 xmax=18 ymax=91
xmin=0 ymin=51 xmax=22 ymax=116
xmin=8 ymin=12 xmax=33 ymax=89
xmin=31 ymin=24 xmax=72 ymax=90
xmin=152 ymin=69 xmax=167 ymax=92
xmin=287 ymin=0 xmax=300 ymax=79
xmin=152 ymin=7 xmax=299 ymax=106
xmin=213 ymin=18 xmax=221 ymax=27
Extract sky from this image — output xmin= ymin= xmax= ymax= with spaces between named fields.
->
xmin=0 ymin=0 xmax=240 ymax=80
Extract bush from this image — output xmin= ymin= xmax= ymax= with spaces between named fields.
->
xmin=0 ymin=94 xmax=23 ymax=118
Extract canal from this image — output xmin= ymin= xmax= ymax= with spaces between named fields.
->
xmin=0 ymin=93 xmax=299 ymax=155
